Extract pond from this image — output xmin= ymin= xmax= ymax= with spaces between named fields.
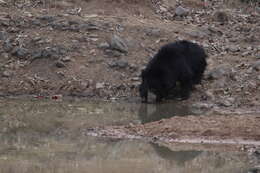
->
xmin=0 ymin=98 xmax=256 ymax=173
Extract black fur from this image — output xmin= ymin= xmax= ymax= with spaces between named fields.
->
xmin=139 ymin=40 xmax=207 ymax=103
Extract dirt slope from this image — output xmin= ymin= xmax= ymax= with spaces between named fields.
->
xmin=0 ymin=0 xmax=259 ymax=111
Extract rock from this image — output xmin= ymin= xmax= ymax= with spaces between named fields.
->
xmin=207 ymin=27 xmax=223 ymax=36
xmin=31 ymin=19 xmax=41 ymax=26
xmin=214 ymin=78 xmax=227 ymax=88
xmin=108 ymin=60 xmax=128 ymax=68
xmin=104 ymin=49 xmax=122 ymax=58
xmin=175 ymin=6 xmax=189 ymax=17
xmin=61 ymin=56 xmax=71 ymax=62
xmin=115 ymin=24 xmax=124 ymax=32
xmin=226 ymin=45 xmax=240 ymax=53
xmin=187 ymin=30 xmax=208 ymax=39
xmin=79 ymin=23 xmax=101 ymax=31
xmin=247 ymin=46 xmax=253 ymax=51
xmin=191 ymin=103 xmax=214 ymax=114
xmin=204 ymin=91 xmax=215 ymax=100
xmin=55 ymin=61 xmax=66 ymax=68
xmin=159 ymin=6 xmax=168 ymax=13
xmin=131 ymin=77 xmax=140 ymax=81
xmin=213 ymin=11 xmax=229 ymax=24
xmin=192 ymin=103 xmax=214 ymax=109
xmin=206 ymin=66 xmax=234 ymax=80
xmin=68 ymin=25 xmax=80 ymax=32
xmin=219 ymin=100 xmax=232 ymax=107
xmin=66 ymin=8 xmax=81 ymax=15
xmin=116 ymin=60 xmax=128 ymax=68
xmin=2 ymin=70 xmax=12 ymax=78
xmin=0 ymin=31 xmax=8 ymax=40
xmin=11 ymin=47 xmax=29 ymax=58
xmin=162 ymin=0 xmax=176 ymax=8
xmin=31 ymin=50 xmax=43 ymax=60
xmin=0 ymin=0 xmax=7 ymax=4
xmin=242 ymin=51 xmax=250 ymax=57
xmin=109 ymin=34 xmax=128 ymax=53
xmin=3 ymin=40 xmax=13 ymax=52
xmin=32 ymin=37 xmax=43 ymax=43
xmin=1 ymin=53 xmax=9 ymax=59
xmin=37 ymin=15 xmax=56 ymax=22
xmin=98 ymin=42 xmax=110 ymax=49
xmin=145 ymin=28 xmax=161 ymax=37
xmin=252 ymin=60 xmax=260 ymax=71
xmin=96 ymin=82 xmax=105 ymax=89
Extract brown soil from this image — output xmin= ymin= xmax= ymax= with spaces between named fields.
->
xmin=87 ymin=114 xmax=260 ymax=143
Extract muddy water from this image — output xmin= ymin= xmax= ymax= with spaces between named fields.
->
xmin=0 ymin=98 xmax=255 ymax=173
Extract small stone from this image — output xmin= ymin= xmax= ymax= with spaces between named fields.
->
xmin=89 ymin=38 xmax=98 ymax=42
xmin=37 ymin=15 xmax=56 ymax=22
xmin=32 ymin=37 xmax=42 ymax=42
xmin=206 ymin=66 xmax=234 ymax=80
xmin=252 ymin=60 xmax=260 ymax=71
xmin=220 ymin=100 xmax=232 ymax=107
xmin=204 ymin=91 xmax=215 ymax=100
xmin=0 ymin=31 xmax=8 ymax=41
xmin=116 ymin=60 xmax=128 ymax=68
xmin=96 ymin=82 xmax=105 ymax=89
xmin=11 ymin=47 xmax=29 ymax=58
xmin=3 ymin=40 xmax=13 ymax=52
xmin=247 ymin=46 xmax=253 ymax=51
xmin=175 ymin=6 xmax=189 ymax=17
xmin=131 ymin=77 xmax=140 ymax=81
xmin=109 ymin=34 xmax=128 ymax=53
xmin=213 ymin=11 xmax=229 ymax=24
xmin=31 ymin=19 xmax=41 ymax=26
xmin=159 ymin=6 xmax=168 ymax=13
xmin=227 ymin=45 xmax=240 ymax=53
xmin=2 ymin=53 xmax=9 ymax=59
xmin=31 ymin=50 xmax=43 ymax=59
xmin=55 ymin=61 xmax=66 ymax=68
xmin=61 ymin=56 xmax=71 ymax=62
xmin=188 ymin=31 xmax=207 ymax=39
xmin=41 ymin=48 xmax=54 ymax=58
xmin=104 ymin=49 xmax=122 ymax=58
xmin=98 ymin=42 xmax=110 ymax=49
xmin=145 ymin=28 xmax=161 ymax=37
xmin=242 ymin=51 xmax=250 ymax=57
xmin=89 ymin=49 xmax=96 ymax=55
xmin=79 ymin=23 xmax=100 ymax=31
xmin=2 ymin=71 xmax=12 ymax=78
xmin=229 ymin=38 xmax=238 ymax=42
xmin=0 ymin=0 xmax=7 ymax=4
xmin=192 ymin=103 xmax=214 ymax=109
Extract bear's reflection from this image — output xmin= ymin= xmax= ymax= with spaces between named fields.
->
xmin=138 ymin=102 xmax=193 ymax=124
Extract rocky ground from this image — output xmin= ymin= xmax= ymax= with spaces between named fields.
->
xmin=0 ymin=0 xmax=260 ymax=156
xmin=0 ymin=0 xmax=259 ymax=109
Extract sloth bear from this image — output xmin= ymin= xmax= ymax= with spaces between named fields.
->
xmin=139 ymin=40 xmax=207 ymax=103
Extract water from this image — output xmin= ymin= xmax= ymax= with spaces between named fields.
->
xmin=0 ymin=98 xmax=256 ymax=173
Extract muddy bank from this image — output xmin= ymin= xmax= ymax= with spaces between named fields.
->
xmin=86 ymin=114 xmax=260 ymax=144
